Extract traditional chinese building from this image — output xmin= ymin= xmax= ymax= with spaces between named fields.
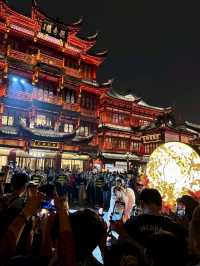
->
xmin=0 ymin=0 xmax=108 ymax=170
xmin=139 ymin=115 xmax=200 ymax=161
xmin=97 ymin=90 xmax=173 ymax=171
xmin=0 ymin=1 xmax=199 ymax=172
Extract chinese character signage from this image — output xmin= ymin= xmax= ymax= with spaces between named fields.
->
xmin=32 ymin=140 xmax=59 ymax=149
xmin=41 ymin=20 xmax=68 ymax=41
xmin=142 ymin=134 xmax=161 ymax=143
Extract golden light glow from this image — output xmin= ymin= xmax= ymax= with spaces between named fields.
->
xmin=146 ymin=142 xmax=200 ymax=207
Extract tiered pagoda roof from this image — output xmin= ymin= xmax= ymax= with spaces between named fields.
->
xmin=107 ymin=90 xmax=141 ymax=102
xmin=107 ymin=89 xmax=172 ymax=111
xmin=0 ymin=0 xmax=107 ymax=67
xmin=138 ymin=116 xmax=200 ymax=137
xmin=184 ymin=121 xmax=200 ymax=133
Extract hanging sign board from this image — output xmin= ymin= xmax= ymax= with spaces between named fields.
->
xmin=41 ymin=20 xmax=68 ymax=41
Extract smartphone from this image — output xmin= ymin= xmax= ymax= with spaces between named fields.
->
xmin=41 ymin=199 xmax=56 ymax=212
xmin=176 ymin=206 xmax=185 ymax=217
xmin=111 ymin=201 xmax=125 ymax=222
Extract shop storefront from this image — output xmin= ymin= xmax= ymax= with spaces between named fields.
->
xmin=0 ymin=148 xmax=10 ymax=169
xmin=0 ymin=147 xmax=90 ymax=171
xmin=17 ymin=149 xmax=58 ymax=170
xmin=61 ymin=153 xmax=89 ymax=171
xmin=101 ymin=152 xmax=141 ymax=172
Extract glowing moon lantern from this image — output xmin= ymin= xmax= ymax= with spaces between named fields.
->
xmin=146 ymin=142 xmax=200 ymax=207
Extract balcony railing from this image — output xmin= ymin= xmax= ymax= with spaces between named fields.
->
xmin=80 ymin=107 xmax=97 ymax=118
xmin=32 ymin=92 xmax=62 ymax=105
xmin=40 ymin=53 xmax=63 ymax=69
xmin=32 ymin=90 xmax=80 ymax=112
xmin=65 ymin=66 xmax=81 ymax=79
xmin=102 ymin=118 xmax=130 ymax=127
xmin=62 ymin=102 xmax=79 ymax=112
xmin=9 ymin=49 xmax=34 ymax=65
xmin=9 ymin=91 xmax=32 ymax=101
xmin=102 ymin=143 xmax=128 ymax=152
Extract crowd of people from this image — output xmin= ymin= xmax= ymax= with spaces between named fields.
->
xmin=0 ymin=165 xmax=199 ymax=266
xmin=1 ymin=166 xmax=139 ymax=209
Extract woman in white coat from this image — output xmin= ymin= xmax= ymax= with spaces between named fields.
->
xmin=107 ymin=178 xmax=135 ymax=223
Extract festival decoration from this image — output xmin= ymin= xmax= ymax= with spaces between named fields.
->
xmin=146 ymin=142 xmax=200 ymax=208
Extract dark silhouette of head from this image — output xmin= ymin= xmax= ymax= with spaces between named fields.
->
xmin=104 ymin=238 xmax=145 ymax=266
xmin=145 ymin=231 xmax=186 ymax=266
xmin=178 ymin=195 xmax=199 ymax=221
xmin=11 ymin=173 xmax=28 ymax=196
xmin=70 ymin=209 xmax=104 ymax=261
xmin=140 ymin=188 xmax=162 ymax=215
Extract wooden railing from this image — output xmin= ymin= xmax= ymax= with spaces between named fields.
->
xmin=32 ymin=89 xmax=80 ymax=112
xmin=65 ymin=66 xmax=81 ymax=79
xmin=32 ymin=92 xmax=62 ymax=105
xmin=62 ymin=102 xmax=79 ymax=112
xmin=80 ymin=107 xmax=98 ymax=118
xmin=40 ymin=53 xmax=63 ymax=68
xmin=5 ymin=47 xmax=83 ymax=80
xmin=9 ymin=91 xmax=32 ymax=101
xmin=102 ymin=117 xmax=130 ymax=127
xmin=102 ymin=143 xmax=128 ymax=152
xmin=9 ymin=49 xmax=34 ymax=65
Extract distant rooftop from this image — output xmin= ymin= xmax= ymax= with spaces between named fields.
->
xmin=107 ymin=90 xmax=171 ymax=111
xmin=107 ymin=90 xmax=140 ymax=102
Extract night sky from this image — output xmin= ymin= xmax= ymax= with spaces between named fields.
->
xmin=9 ymin=0 xmax=200 ymax=123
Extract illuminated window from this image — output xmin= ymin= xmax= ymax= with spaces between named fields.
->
xmin=64 ymin=123 xmax=74 ymax=133
xmin=2 ymin=115 xmax=14 ymax=126
xmin=37 ymin=82 xmax=57 ymax=98
xmin=79 ymin=126 xmax=85 ymax=136
xmin=65 ymin=89 xmax=76 ymax=104
xmin=35 ymin=115 xmax=52 ymax=127
xmin=65 ymin=90 xmax=71 ymax=103
xmin=36 ymin=115 xmax=46 ymax=126
xmin=119 ymin=140 xmax=127 ymax=149
xmin=85 ymin=126 xmax=89 ymax=136
xmin=29 ymin=120 xmax=34 ymax=129
xmin=20 ymin=117 xmax=26 ymax=126
xmin=131 ymin=142 xmax=140 ymax=151
xmin=113 ymin=113 xmax=118 ymax=123
xmin=78 ymin=126 xmax=89 ymax=136
xmin=81 ymin=93 xmax=95 ymax=110
xmin=118 ymin=114 xmax=124 ymax=122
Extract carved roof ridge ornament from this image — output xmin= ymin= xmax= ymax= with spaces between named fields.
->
xmin=107 ymin=89 xmax=140 ymax=102
xmin=80 ymin=31 xmax=99 ymax=42
xmin=138 ymin=99 xmax=171 ymax=111
xmin=70 ymin=17 xmax=84 ymax=27
xmin=101 ymin=78 xmax=114 ymax=87
xmin=88 ymin=49 xmax=109 ymax=58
